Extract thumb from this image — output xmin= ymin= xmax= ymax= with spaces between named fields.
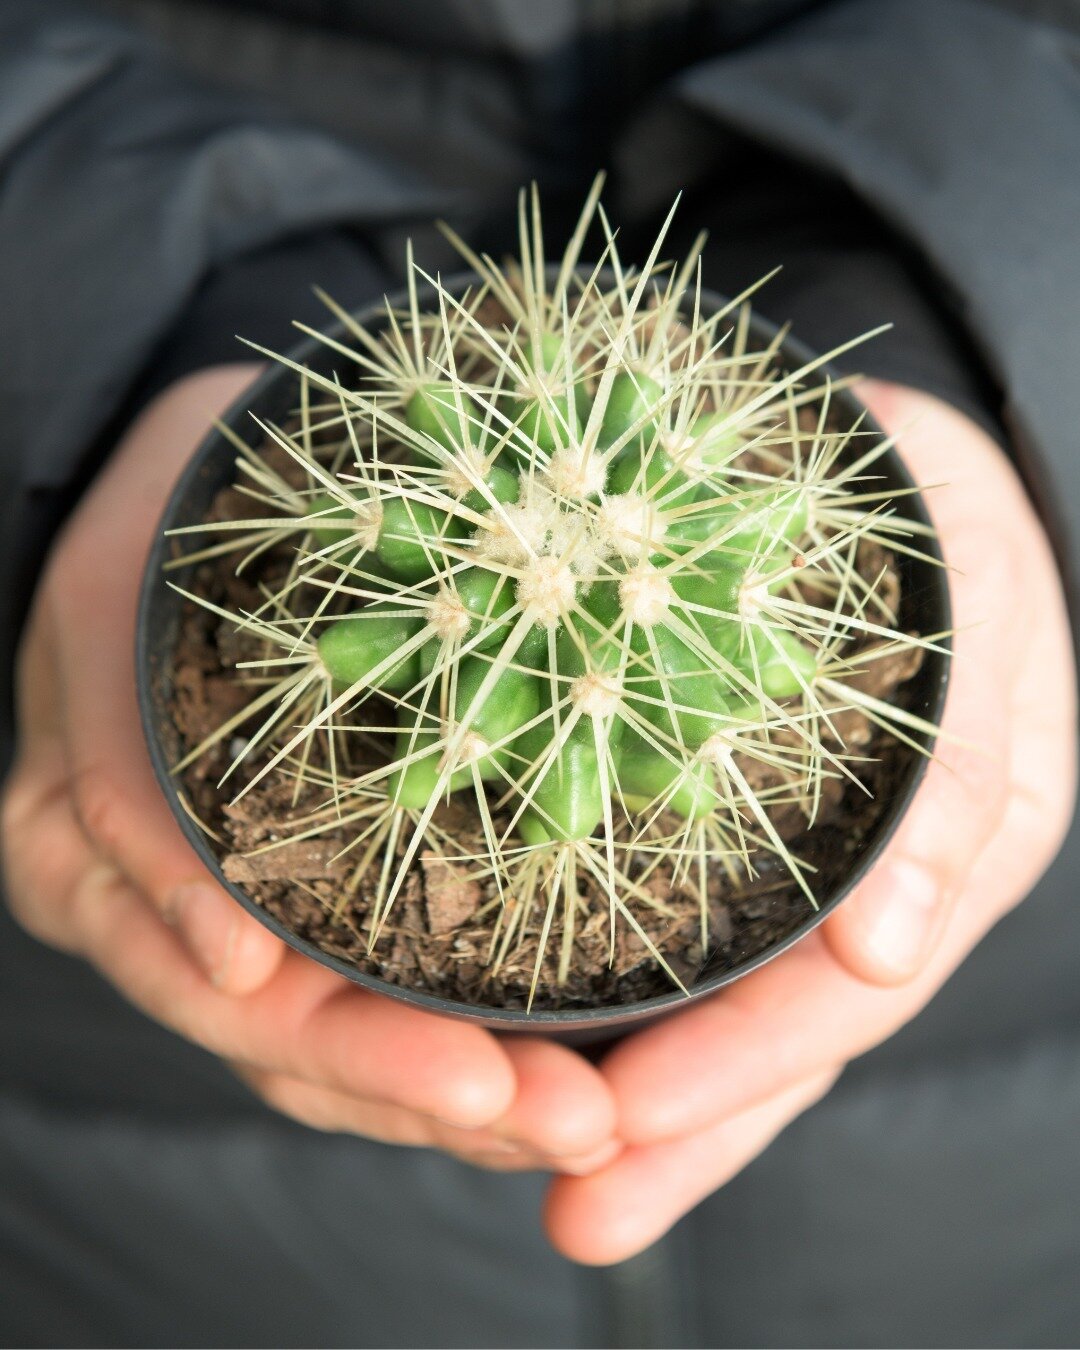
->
xmin=825 ymin=381 xmax=1016 ymax=984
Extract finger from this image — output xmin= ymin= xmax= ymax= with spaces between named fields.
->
xmin=544 ymin=1070 xmax=838 ymax=1265
xmin=73 ymin=876 xmax=518 ymax=1128
xmin=1 ymin=740 xmax=97 ymax=954
xmin=229 ymin=1063 xmax=445 ymax=1146
xmin=443 ymin=1136 xmax=622 ymax=1175
xmin=160 ymin=878 xmax=287 ymax=996
xmin=39 ymin=366 xmax=285 ymax=992
xmin=7 ymin=756 xmax=519 ymax=1129
xmin=605 ymin=698 xmax=1075 ymax=1147
xmin=231 ymin=1063 xmax=623 ymax=1174
xmin=601 ymin=873 xmax=1033 ymax=1149
xmin=23 ymin=590 xmax=285 ymax=995
xmin=822 ymin=613 xmax=1009 ymax=985
xmin=606 ymin=383 xmax=1076 ymax=1145
xmin=823 ymin=384 xmax=1028 ymax=984
xmin=827 ymin=527 xmax=1075 ymax=984
xmin=942 ymin=560 xmax=1078 ymax=930
xmin=491 ymin=1038 xmax=618 ymax=1157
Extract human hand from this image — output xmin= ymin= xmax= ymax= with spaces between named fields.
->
xmin=0 ymin=364 xmax=619 ymax=1174
xmin=545 ymin=380 xmax=1078 ymax=1262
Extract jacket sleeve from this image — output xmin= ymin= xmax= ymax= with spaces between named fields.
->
xmin=630 ymin=0 xmax=1079 ymax=578
xmin=0 ymin=2 xmax=446 ymax=743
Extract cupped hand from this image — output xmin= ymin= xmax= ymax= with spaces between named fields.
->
xmin=0 ymin=364 xmax=618 ymax=1175
xmin=545 ymin=380 xmax=1078 ymax=1263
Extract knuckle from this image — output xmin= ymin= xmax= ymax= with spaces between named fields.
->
xmin=0 ymin=770 xmax=31 ymax=850
xmin=960 ymin=754 xmax=1011 ymax=822
xmin=44 ymin=525 xmax=93 ymax=600
xmin=1 ymin=858 xmax=72 ymax=950
xmin=926 ymin=743 xmax=1009 ymax=840
xmin=1046 ymin=783 xmax=1078 ymax=856
xmin=70 ymin=765 xmax=125 ymax=857
xmin=2 ymin=875 xmax=53 ymax=943
xmin=0 ymin=776 xmax=58 ymax=945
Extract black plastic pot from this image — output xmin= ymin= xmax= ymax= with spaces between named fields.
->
xmin=137 ymin=277 xmax=950 ymax=1047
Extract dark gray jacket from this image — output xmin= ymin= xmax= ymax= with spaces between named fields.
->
xmin=1 ymin=3 xmax=1078 ymax=1345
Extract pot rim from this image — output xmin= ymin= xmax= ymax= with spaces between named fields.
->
xmin=136 ymin=272 xmax=951 ymax=1034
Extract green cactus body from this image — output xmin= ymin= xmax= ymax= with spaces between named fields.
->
xmin=617 ymin=729 xmax=720 ymax=820
xmin=335 ymin=389 xmax=820 ymax=832
xmin=672 ymin=561 xmax=743 ymax=626
xmin=440 ymin=568 xmax=516 ymax=649
xmin=507 ymin=333 xmax=591 ymax=453
xmin=406 ymin=381 xmax=479 ymax=451
xmin=599 ymin=369 xmax=664 ymax=450
xmin=459 ymin=464 xmax=520 ymax=512
xmin=666 ymin=486 xmax=808 ymax=561
xmin=724 ymin=626 xmax=818 ymax=699
xmin=685 ymin=411 xmax=745 ymax=467
xmin=387 ymin=726 xmax=457 ymax=808
xmin=392 ymin=655 xmax=541 ymax=806
xmin=306 ymin=492 xmax=387 ymax=572
xmin=556 ymin=582 xmax=624 ymax=676
xmin=631 ymin=624 xmax=733 ymax=748
xmin=307 ymin=493 xmax=356 ymax=550
xmin=375 ymin=497 xmax=464 ymax=581
xmin=317 ymin=608 xmax=423 ymax=693
xmin=607 ymin=444 xmax=696 ymax=514
xmin=452 ymin=657 xmax=542 ymax=773
xmin=517 ymin=722 xmax=609 ymax=844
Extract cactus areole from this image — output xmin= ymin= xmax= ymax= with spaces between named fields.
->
xmin=138 ymin=183 xmax=949 ymax=1035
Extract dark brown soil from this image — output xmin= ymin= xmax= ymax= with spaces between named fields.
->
xmin=163 ymin=457 xmax=925 ymax=1012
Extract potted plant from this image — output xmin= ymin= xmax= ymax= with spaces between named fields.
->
xmin=137 ymin=181 xmax=949 ymax=1043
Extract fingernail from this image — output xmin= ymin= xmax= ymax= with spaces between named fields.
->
xmin=478 ymin=1137 xmax=528 ymax=1155
xmin=489 ymin=1123 xmax=616 ymax=1162
xmin=456 ymin=1145 xmax=548 ymax=1171
xmin=506 ymin=1135 xmax=604 ymax=1161
xmin=165 ymin=883 xmax=238 ymax=986
xmin=855 ymin=858 xmax=943 ymax=977
xmin=550 ymin=1140 xmax=623 ymax=1175
xmin=443 ymin=1134 xmax=529 ymax=1156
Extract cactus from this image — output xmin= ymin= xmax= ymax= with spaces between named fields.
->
xmin=168 ymin=179 xmax=943 ymax=1005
